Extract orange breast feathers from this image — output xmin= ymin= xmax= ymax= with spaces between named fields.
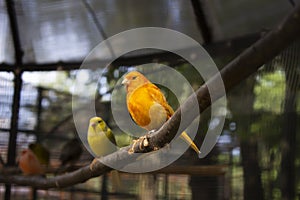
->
xmin=18 ymin=149 xmax=44 ymax=175
xmin=127 ymin=83 xmax=174 ymax=130
xmin=122 ymin=71 xmax=174 ymax=131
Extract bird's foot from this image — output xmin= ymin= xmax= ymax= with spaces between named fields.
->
xmin=128 ymin=139 xmax=138 ymax=154
xmin=139 ymin=135 xmax=149 ymax=150
xmin=128 ymin=134 xmax=150 ymax=154
xmin=89 ymin=158 xmax=99 ymax=171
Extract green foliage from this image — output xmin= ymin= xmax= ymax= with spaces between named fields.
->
xmin=254 ymin=70 xmax=285 ymax=113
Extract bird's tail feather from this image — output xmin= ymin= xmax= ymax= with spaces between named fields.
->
xmin=180 ymin=131 xmax=200 ymax=155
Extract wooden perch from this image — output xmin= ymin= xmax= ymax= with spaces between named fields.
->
xmin=0 ymin=4 xmax=300 ymax=189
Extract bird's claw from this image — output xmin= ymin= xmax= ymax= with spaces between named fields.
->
xmin=89 ymin=158 xmax=99 ymax=171
xmin=139 ymin=135 xmax=149 ymax=150
xmin=128 ymin=134 xmax=150 ymax=154
xmin=128 ymin=139 xmax=138 ymax=154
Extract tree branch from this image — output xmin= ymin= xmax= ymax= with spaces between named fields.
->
xmin=137 ymin=3 xmax=300 ymax=153
xmin=1 ymin=4 xmax=300 ymax=189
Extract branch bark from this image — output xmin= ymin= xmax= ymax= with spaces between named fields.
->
xmin=144 ymin=3 xmax=300 ymax=153
xmin=1 ymin=4 xmax=300 ymax=189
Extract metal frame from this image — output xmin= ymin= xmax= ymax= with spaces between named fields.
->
xmin=0 ymin=0 xmax=262 ymax=199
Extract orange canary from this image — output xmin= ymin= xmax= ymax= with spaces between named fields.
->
xmin=18 ymin=149 xmax=44 ymax=175
xmin=122 ymin=71 xmax=200 ymax=155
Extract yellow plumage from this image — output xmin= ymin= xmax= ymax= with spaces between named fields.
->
xmin=122 ymin=71 xmax=200 ymax=155
xmin=87 ymin=116 xmax=122 ymax=191
xmin=88 ymin=117 xmax=117 ymax=156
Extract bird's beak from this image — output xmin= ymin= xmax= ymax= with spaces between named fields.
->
xmin=90 ymin=122 xmax=97 ymax=132
xmin=91 ymin=122 xmax=96 ymax=128
xmin=121 ymin=78 xmax=129 ymax=85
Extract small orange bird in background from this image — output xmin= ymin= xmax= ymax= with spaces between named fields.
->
xmin=18 ymin=149 xmax=44 ymax=175
xmin=122 ymin=71 xmax=200 ymax=155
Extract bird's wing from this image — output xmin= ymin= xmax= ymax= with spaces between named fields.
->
xmin=103 ymin=126 xmax=117 ymax=146
xmin=145 ymin=83 xmax=174 ymax=118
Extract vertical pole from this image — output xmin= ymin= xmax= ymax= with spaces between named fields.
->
xmin=5 ymin=0 xmax=23 ymax=64
xmin=164 ymin=174 xmax=168 ymax=200
xmin=7 ymin=71 xmax=22 ymax=166
xmin=5 ymin=71 xmax=22 ymax=200
xmin=190 ymin=0 xmax=213 ymax=44
xmin=101 ymin=175 xmax=108 ymax=200
xmin=35 ymin=87 xmax=43 ymax=142
xmin=5 ymin=0 xmax=24 ymax=199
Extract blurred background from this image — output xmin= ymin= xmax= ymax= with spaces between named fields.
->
xmin=0 ymin=0 xmax=299 ymax=199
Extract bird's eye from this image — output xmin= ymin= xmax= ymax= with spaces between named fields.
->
xmin=132 ymin=76 xmax=137 ymax=80
xmin=98 ymin=120 xmax=102 ymax=124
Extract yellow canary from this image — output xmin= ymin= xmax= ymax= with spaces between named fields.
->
xmin=122 ymin=71 xmax=200 ymax=155
xmin=88 ymin=117 xmax=121 ymax=190
xmin=88 ymin=117 xmax=118 ymax=156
